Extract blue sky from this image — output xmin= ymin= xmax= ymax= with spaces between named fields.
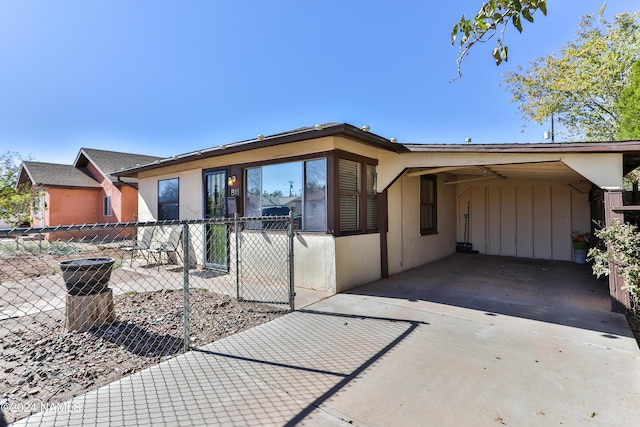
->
xmin=0 ymin=1 xmax=636 ymax=164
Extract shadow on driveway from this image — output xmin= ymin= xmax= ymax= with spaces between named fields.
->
xmin=348 ymin=253 xmax=633 ymax=338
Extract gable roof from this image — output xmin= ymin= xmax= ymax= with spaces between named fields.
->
xmin=74 ymin=148 xmax=163 ymax=185
xmin=19 ymin=161 xmax=102 ymax=189
xmin=113 ymin=123 xmax=409 ymax=177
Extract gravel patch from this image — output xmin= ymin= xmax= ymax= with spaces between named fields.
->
xmin=0 ymin=289 xmax=284 ymax=424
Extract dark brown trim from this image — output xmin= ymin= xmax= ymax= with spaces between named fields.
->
xmin=326 ymin=152 xmax=336 ymax=234
xmin=405 ymin=140 xmax=640 ymax=153
xmin=419 ymin=175 xmax=438 ymax=236
xmin=378 ymin=189 xmax=389 ymax=278
xmin=229 ymin=165 xmax=243 ymax=216
xmin=333 ymin=153 xmax=380 ymax=237
xmin=235 ymin=151 xmax=334 ymax=170
xmin=234 ymin=153 xmax=331 ymax=226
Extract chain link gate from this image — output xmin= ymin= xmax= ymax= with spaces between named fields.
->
xmin=0 ymin=215 xmax=293 ymax=424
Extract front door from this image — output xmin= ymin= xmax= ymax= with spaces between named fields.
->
xmin=204 ymin=170 xmax=228 ymax=269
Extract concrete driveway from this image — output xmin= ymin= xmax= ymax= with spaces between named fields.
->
xmin=10 ymin=254 xmax=640 ymax=426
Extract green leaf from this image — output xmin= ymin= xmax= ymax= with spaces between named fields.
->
xmin=513 ymin=14 xmax=523 ymax=32
xmin=522 ymin=8 xmax=534 ymax=23
xmin=493 ymin=47 xmax=503 ymax=65
xmin=501 ymin=45 xmax=509 ymax=62
xmin=539 ymin=0 xmax=547 ymax=16
xmin=512 ymin=0 xmax=522 ymax=12
xmin=475 ymin=18 xmax=488 ymax=31
xmin=451 ymin=24 xmax=458 ymax=45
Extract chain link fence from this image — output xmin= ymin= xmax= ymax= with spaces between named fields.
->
xmin=0 ymin=216 xmax=293 ymax=424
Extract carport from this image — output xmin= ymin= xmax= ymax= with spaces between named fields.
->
xmin=376 ymin=140 xmax=640 ymax=313
xmin=355 ymin=253 xmax=620 ymax=332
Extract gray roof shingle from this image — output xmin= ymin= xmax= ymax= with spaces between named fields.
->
xmin=20 ymin=162 xmax=102 ymax=188
xmin=75 ymin=148 xmax=163 ymax=184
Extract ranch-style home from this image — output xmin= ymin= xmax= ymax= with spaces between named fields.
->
xmin=112 ymin=123 xmax=640 ymax=312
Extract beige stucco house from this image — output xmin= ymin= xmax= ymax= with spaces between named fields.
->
xmin=113 ymin=123 xmax=640 ymax=312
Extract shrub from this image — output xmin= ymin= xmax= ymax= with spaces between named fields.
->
xmin=588 ymin=220 xmax=640 ymax=310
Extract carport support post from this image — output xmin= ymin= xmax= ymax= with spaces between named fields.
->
xmin=604 ymin=190 xmax=631 ymax=313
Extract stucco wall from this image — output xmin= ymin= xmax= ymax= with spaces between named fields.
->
xmin=83 ymin=162 xmax=120 ymax=223
xmin=293 ymin=233 xmax=337 ymax=292
xmin=457 ymin=179 xmax=591 ymax=261
xmin=386 ymin=174 xmax=457 ymax=275
xmin=120 ymin=185 xmax=139 ymax=222
xmin=47 ymin=187 xmax=101 ymax=226
xmin=138 ymin=169 xmax=203 ymax=221
xmin=334 ymin=233 xmax=381 ymax=293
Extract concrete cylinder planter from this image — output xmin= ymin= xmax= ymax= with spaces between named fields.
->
xmin=59 ymin=258 xmax=115 ymax=296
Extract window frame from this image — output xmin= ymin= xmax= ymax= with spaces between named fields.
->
xmin=334 ymin=151 xmax=378 ymax=237
xmin=158 ymin=178 xmax=180 ymax=221
xmin=420 ymin=174 xmax=438 ymax=235
xmin=103 ymin=196 xmax=113 ymax=217
xmin=243 ymin=157 xmax=328 ymax=232
xmin=236 ymin=150 xmax=378 ymax=236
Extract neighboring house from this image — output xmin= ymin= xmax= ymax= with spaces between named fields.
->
xmin=17 ymin=148 xmax=162 ymax=229
xmin=113 ymin=123 xmax=640 ymax=312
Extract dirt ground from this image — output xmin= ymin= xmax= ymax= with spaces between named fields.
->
xmin=1 ymin=242 xmax=285 ymax=425
xmin=0 ymin=288 xmax=284 ymax=424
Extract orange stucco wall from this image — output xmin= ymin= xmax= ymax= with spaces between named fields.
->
xmin=120 ymin=185 xmax=139 ymax=222
xmin=46 ymin=187 xmax=102 ymax=226
xmin=86 ymin=162 xmax=117 ymax=223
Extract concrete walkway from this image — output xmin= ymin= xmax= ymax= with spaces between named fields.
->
xmin=10 ymin=255 xmax=640 ymax=426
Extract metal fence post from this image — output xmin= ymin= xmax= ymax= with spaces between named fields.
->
xmin=288 ymin=211 xmax=295 ymax=311
xmin=182 ymin=223 xmax=190 ymax=352
xmin=235 ymin=214 xmax=240 ymax=300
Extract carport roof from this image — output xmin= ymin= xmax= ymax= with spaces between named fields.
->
xmin=405 ymin=161 xmax=586 ymax=183
xmin=405 ymin=140 xmax=640 ymax=175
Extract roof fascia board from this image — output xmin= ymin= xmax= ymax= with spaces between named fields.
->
xmin=16 ymin=164 xmax=36 ymax=188
xmin=113 ymin=123 xmax=407 ymax=177
xmin=404 ymin=140 xmax=640 ymax=153
xmin=75 ymin=148 xmax=112 ymax=183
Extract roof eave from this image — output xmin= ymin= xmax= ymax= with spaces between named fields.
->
xmin=404 ymin=140 xmax=640 ymax=153
xmin=113 ymin=123 xmax=408 ymax=178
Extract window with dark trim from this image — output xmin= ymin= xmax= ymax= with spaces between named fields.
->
xmin=103 ymin=196 xmax=112 ymax=217
xmin=245 ymin=158 xmax=327 ymax=231
xmin=420 ymin=175 xmax=437 ymax=235
xmin=158 ymin=178 xmax=179 ymax=220
xmin=337 ymin=158 xmax=377 ymax=234
xmin=236 ymin=151 xmax=377 ymax=236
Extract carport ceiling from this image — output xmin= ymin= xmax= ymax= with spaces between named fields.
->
xmin=406 ymin=161 xmax=587 ymax=183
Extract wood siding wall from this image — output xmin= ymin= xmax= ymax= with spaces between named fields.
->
xmin=457 ymin=181 xmax=591 ymax=261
